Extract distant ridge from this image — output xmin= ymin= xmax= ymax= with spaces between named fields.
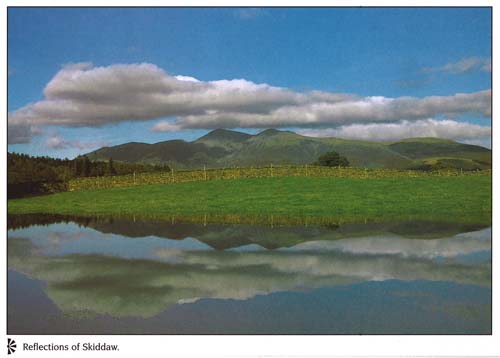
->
xmin=86 ymin=128 xmax=491 ymax=171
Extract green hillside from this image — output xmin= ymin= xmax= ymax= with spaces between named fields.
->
xmin=87 ymin=129 xmax=491 ymax=170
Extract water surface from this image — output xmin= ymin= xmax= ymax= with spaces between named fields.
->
xmin=8 ymin=215 xmax=491 ymax=334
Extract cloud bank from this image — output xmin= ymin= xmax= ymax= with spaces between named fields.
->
xmin=8 ymin=62 xmax=491 ymax=144
xmin=297 ymin=119 xmax=491 ymax=142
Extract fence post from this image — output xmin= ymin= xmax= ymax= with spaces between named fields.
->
xmin=270 ymin=163 xmax=273 ymax=177
xmin=204 ymin=165 xmax=207 ymax=181
xmin=171 ymin=168 xmax=174 ymax=183
xmin=133 ymin=171 xmax=136 ymax=185
xmin=305 ymin=164 xmax=308 ymax=177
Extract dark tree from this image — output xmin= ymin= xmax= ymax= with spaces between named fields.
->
xmin=74 ymin=157 xmax=82 ymax=176
xmin=107 ymin=158 xmax=117 ymax=175
xmin=314 ymin=151 xmax=350 ymax=167
xmin=83 ymin=156 xmax=91 ymax=177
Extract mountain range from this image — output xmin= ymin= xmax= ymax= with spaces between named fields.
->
xmin=87 ymin=128 xmax=491 ymax=170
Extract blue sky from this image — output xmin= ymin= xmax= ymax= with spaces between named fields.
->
xmin=8 ymin=7 xmax=492 ymax=158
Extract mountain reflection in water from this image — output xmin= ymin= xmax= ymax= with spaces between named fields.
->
xmin=8 ymin=214 xmax=491 ymax=334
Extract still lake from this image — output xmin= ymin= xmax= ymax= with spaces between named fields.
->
xmin=8 ymin=215 xmax=491 ymax=334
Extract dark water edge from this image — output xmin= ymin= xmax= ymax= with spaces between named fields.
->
xmin=7 ymin=212 xmax=490 ymax=233
xmin=8 ymin=270 xmax=491 ymax=335
xmin=7 ymin=213 xmax=490 ymax=245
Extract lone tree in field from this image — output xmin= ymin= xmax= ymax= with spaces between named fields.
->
xmin=314 ymin=151 xmax=350 ymax=167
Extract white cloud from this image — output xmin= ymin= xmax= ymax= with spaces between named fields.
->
xmin=46 ymin=135 xmax=109 ymax=150
xmin=7 ymin=62 xmax=491 ymax=144
xmin=160 ymin=90 xmax=491 ymax=130
xmin=234 ymin=8 xmax=266 ymax=20
xmin=297 ymin=119 xmax=491 ymax=143
xmin=174 ymin=75 xmax=200 ymax=82
xmin=151 ymin=121 xmax=182 ymax=132
xmin=45 ymin=136 xmax=66 ymax=149
xmin=422 ymin=57 xmax=492 ymax=74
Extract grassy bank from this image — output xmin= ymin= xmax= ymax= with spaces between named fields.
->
xmin=8 ymin=175 xmax=491 ymax=225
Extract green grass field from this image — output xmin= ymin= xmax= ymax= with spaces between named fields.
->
xmin=8 ymin=175 xmax=492 ymax=225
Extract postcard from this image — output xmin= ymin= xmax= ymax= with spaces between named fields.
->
xmin=3 ymin=3 xmax=497 ymax=357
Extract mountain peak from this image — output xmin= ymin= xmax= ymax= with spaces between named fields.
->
xmin=196 ymin=128 xmax=251 ymax=143
xmin=207 ymin=128 xmax=234 ymax=136
xmin=256 ymin=128 xmax=283 ymax=137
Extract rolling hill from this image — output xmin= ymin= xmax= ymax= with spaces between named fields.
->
xmin=86 ymin=129 xmax=491 ymax=170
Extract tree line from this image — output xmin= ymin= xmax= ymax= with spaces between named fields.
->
xmin=8 ymin=152 xmax=170 ymax=198
xmin=8 ymin=150 xmax=348 ymax=199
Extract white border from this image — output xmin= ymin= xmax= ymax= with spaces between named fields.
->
xmin=1 ymin=1 xmax=497 ymax=357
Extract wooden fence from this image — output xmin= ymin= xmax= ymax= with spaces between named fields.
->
xmin=68 ymin=165 xmax=491 ymax=192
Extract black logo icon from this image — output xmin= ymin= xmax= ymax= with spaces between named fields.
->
xmin=7 ymin=338 xmax=16 ymax=355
